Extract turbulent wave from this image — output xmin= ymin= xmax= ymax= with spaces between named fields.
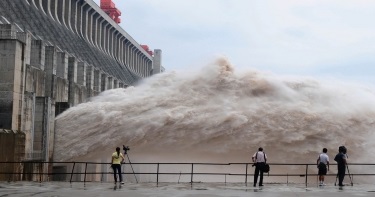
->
xmin=55 ymin=58 xmax=375 ymax=167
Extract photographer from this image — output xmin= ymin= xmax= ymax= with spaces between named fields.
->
xmin=252 ymin=147 xmax=267 ymax=187
xmin=334 ymin=146 xmax=347 ymax=186
xmin=111 ymin=147 xmax=125 ymax=184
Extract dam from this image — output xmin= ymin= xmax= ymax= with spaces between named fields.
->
xmin=0 ymin=0 xmax=164 ymax=181
xmin=2 ymin=0 xmax=375 ymax=187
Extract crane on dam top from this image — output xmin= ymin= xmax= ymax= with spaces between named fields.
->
xmin=100 ymin=0 xmax=122 ymax=24
xmin=100 ymin=0 xmax=154 ymax=57
xmin=141 ymin=45 xmax=154 ymax=56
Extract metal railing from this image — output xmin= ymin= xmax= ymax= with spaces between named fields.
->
xmin=1 ymin=161 xmax=374 ymax=186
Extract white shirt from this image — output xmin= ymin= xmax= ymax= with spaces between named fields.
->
xmin=253 ymin=151 xmax=267 ymax=163
xmin=318 ymin=153 xmax=329 ymax=164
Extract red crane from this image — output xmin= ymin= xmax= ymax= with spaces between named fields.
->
xmin=100 ymin=0 xmax=122 ymax=24
xmin=141 ymin=45 xmax=154 ymax=56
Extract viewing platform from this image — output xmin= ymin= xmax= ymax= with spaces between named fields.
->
xmin=1 ymin=182 xmax=375 ymax=197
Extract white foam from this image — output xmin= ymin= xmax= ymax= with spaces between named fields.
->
xmin=55 ymin=57 xmax=375 ymax=168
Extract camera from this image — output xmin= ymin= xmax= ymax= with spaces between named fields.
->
xmin=123 ymin=145 xmax=130 ymax=154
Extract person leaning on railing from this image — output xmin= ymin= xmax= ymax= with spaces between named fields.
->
xmin=252 ymin=147 xmax=267 ymax=187
xmin=317 ymin=148 xmax=330 ymax=186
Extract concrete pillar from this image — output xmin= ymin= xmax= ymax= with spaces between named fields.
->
xmin=107 ymin=76 xmax=113 ymax=90
xmin=78 ymin=2 xmax=86 ymax=39
xmin=50 ymin=0 xmax=60 ymax=25
xmin=143 ymin=59 xmax=147 ymax=76
xmin=41 ymin=0 xmax=53 ymax=19
xmin=33 ymin=97 xmax=51 ymax=161
xmin=101 ymin=23 xmax=109 ymax=52
xmin=0 ymin=39 xmax=24 ymax=130
xmin=96 ymin=19 xmax=104 ymax=49
xmin=81 ymin=5 xmax=91 ymax=44
xmin=0 ymin=24 xmax=31 ymax=131
xmin=43 ymin=46 xmax=57 ymax=162
xmin=144 ymin=58 xmax=148 ymax=77
xmin=64 ymin=0 xmax=73 ymax=31
xmin=147 ymin=60 xmax=152 ymax=77
xmin=30 ymin=40 xmax=45 ymax=70
xmin=68 ymin=56 xmax=77 ymax=106
xmin=77 ymin=61 xmax=86 ymax=86
xmin=44 ymin=46 xmax=57 ymax=98
xmin=56 ymin=51 xmax=69 ymax=103
xmin=113 ymin=79 xmax=119 ymax=89
xmin=93 ymin=69 xmax=101 ymax=93
xmin=57 ymin=0 xmax=66 ymax=26
xmin=92 ymin=15 xmax=99 ymax=47
xmin=56 ymin=51 xmax=69 ymax=79
xmin=101 ymin=73 xmax=107 ymax=92
xmin=106 ymin=27 xmax=114 ymax=55
xmin=18 ymin=31 xmax=31 ymax=65
xmin=22 ymin=90 xmax=36 ymax=159
xmin=71 ymin=0 xmax=79 ymax=35
xmin=86 ymin=65 xmax=94 ymax=97
xmin=135 ymin=51 xmax=141 ymax=74
xmin=87 ymin=9 xmax=95 ymax=46
xmin=153 ymin=49 xmax=162 ymax=74
xmin=118 ymin=37 xmax=125 ymax=64
xmin=35 ymin=0 xmax=47 ymax=15
xmin=125 ymin=41 xmax=130 ymax=66
xmin=131 ymin=46 xmax=136 ymax=70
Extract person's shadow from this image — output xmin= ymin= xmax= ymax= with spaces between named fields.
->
xmin=113 ymin=184 xmax=122 ymax=190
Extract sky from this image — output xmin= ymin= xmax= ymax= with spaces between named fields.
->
xmin=93 ymin=0 xmax=375 ymax=84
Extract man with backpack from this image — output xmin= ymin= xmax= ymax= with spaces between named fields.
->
xmin=252 ymin=147 xmax=267 ymax=187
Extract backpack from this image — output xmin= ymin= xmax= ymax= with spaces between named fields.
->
xmin=263 ymin=163 xmax=270 ymax=173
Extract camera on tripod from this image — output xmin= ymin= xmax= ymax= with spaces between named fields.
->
xmin=123 ymin=145 xmax=130 ymax=154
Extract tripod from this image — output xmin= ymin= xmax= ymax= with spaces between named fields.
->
xmin=123 ymin=146 xmax=138 ymax=183
xmin=345 ymin=153 xmax=353 ymax=186
xmin=346 ymin=164 xmax=353 ymax=186
xmin=334 ymin=165 xmax=353 ymax=186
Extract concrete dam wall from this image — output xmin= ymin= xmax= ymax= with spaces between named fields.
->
xmin=0 ymin=0 xmax=163 ymax=83
xmin=0 ymin=0 xmax=163 ymax=180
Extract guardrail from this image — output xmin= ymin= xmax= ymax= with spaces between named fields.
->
xmin=1 ymin=161 xmax=374 ymax=186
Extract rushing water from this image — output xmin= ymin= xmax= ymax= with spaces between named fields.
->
xmin=55 ymin=58 xmax=375 ymax=168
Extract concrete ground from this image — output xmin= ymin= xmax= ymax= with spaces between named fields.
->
xmin=1 ymin=182 xmax=375 ymax=197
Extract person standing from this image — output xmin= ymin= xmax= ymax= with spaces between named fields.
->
xmin=334 ymin=146 xmax=347 ymax=186
xmin=111 ymin=147 xmax=125 ymax=184
xmin=317 ymin=148 xmax=330 ymax=186
xmin=252 ymin=147 xmax=267 ymax=187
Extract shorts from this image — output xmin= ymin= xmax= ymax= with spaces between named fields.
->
xmin=318 ymin=163 xmax=327 ymax=175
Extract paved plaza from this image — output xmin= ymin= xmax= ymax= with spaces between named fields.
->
xmin=1 ymin=182 xmax=375 ymax=197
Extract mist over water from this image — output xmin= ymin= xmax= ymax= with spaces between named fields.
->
xmin=55 ymin=58 xmax=375 ymax=168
